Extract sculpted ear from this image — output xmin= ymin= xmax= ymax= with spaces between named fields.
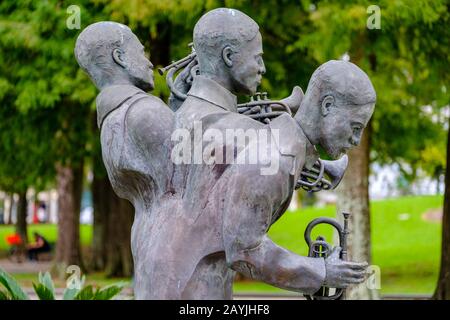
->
xmin=321 ymin=95 xmax=334 ymax=117
xmin=222 ymin=46 xmax=234 ymax=68
xmin=112 ymin=48 xmax=126 ymax=68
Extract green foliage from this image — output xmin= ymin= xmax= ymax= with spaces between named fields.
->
xmin=73 ymin=282 xmax=127 ymax=300
xmin=63 ymin=286 xmax=80 ymax=300
xmin=0 ymin=0 xmax=106 ymax=193
xmin=32 ymin=272 xmax=56 ymax=300
xmin=289 ymin=0 xmax=449 ymax=179
xmin=0 ymin=267 xmax=30 ymax=300
xmin=92 ymin=283 xmax=127 ymax=300
xmin=32 ymin=283 xmax=55 ymax=300
xmin=0 ymin=289 xmax=8 ymax=300
xmin=0 ymin=267 xmax=125 ymax=300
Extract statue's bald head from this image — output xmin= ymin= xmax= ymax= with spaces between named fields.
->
xmin=306 ymin=60 xmax=376 ymax=106
xmin=298 ymin=60 xmax=376 ymax=159
xmin=75 ymin=21 xmax=154 ymax=91
xmin=193 ymin=8 xmax=265 ymax=95
xmin=194 ymin=8 xmax=259 ymax=60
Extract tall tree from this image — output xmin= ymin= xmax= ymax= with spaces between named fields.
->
xmin=0 ymin=100 xmax=55 ymax=246
xmin=0 ymin=1 xmax=102 ymax=273
xmin=336 ymin=126 xmax=378 ymax=299
xmin=90 ymin=134 xmax=109 ymax=271
xmin=434 ymin=118 xmax=450 ymax=300
xmin=55 ymin=162 xmax=84 ymax=271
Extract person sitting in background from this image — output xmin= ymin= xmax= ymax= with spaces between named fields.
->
xmin=27 ymin=232 xmax=51 ymax=261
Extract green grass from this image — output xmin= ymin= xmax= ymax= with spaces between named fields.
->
xmin=0 ymin=195 xmax=444 ymax=295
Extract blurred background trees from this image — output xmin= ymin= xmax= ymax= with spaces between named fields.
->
xmin=0 ymin=0 xmax=448 ymax=298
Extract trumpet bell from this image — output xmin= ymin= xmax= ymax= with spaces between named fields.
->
xmin=296 ymin=154 xmax=348 ymax=192
xmin=279 ymin=86 xmax=304 ymax=116
xmin=321 ymin=154 xmax=348 ymax=189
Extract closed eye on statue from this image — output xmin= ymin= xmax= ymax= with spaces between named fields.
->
xmin=351 ymin=122 xmax=363 ymax=134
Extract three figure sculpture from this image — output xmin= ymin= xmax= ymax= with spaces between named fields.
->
xmin=75 ymin=8 xmax=376 ymax=300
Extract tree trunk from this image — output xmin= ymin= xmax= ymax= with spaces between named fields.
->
xmin=336 ymin=123 xmax=379 ymax=300
xmin=147 ymin=21 xmax=171 ymax=67
xmin=90 ymin=172 xmax=109 ymax=271
xmin=105 ymin=194 xmax=134 ymax=278
xmin=5 ymin=193 xmax=13 ymax=224
xmin=433 ymin=121 xmax=450 ymax=299
xmin=16 ymin=191 xmax=28 ymax=246
xmin=91 ymin=167 xmax=134 ymax=278
xmin=54 ymin=163 xmax=84 ymax=277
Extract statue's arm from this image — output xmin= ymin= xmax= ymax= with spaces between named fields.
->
xmin=222 ymin=173 xmax=326 ymax=294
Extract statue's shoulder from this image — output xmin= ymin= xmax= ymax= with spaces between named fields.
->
xmin=97 ymin=85 xmax=147 ymax=128
xmin=125 ymin=94 xmax=174 ymax=140
xmin=127 ymin=93 xmax=171 ymax=115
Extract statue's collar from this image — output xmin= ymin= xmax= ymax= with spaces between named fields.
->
xmin=305 ymin=140 xmax=319 ymax=170
xmin=96 ymin=84 xmax=145 ymax=128
xmin=187 ymin=75 xmax=237 ymax=112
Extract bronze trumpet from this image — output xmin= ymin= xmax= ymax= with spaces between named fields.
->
xmin=296 ymin=155 xmax=348 ymax=192
xmin=303 ymin=212 xmax=350 ymax=300
xmin=237 ymin=86 xmax=303 ymax=123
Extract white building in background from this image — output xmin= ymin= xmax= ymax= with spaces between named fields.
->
xmin=369 ymin=163 xmax=444 ymax=199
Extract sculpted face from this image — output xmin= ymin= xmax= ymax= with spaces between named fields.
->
xmin=228 ymin=32 xmax=266 ymax=95
xmin=121 ymin=34 xmax=154 ymax=91
xmin=319 ymin=97 xmax=375 ymax=159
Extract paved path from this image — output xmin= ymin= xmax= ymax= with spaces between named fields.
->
xmin=0 ymin=259 xmax=52 ymax=274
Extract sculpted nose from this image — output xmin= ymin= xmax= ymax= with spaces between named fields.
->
xmin=350 ymin=136 xmax=360 ymax=146
xmin=259 ymin=60 xmax=266 ymax=75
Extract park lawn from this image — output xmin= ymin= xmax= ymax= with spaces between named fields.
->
xmin=0 ymin=195 xmax=444 ymax=295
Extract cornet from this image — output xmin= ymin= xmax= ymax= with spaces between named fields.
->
xmin=295 ymin=155 xmax=348 ymax=192
xmin=303 ymin=212 xmax=350 ymax=300
xmin=237 ymin=92 xmax=291 ymax=123
xmin=237 ymin=86 xmax=304 ymax=123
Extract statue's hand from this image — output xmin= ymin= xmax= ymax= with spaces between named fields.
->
xmin=172 ymin=58 xmax=198 ymax=95
xmin=169 ymin=59 xmax=198 ymax=111
xmin=323 ymin=246 xmax=368 ymax=288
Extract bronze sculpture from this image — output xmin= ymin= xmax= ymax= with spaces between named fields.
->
xmin=75 ymin=8 xmax=376 ymax=300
